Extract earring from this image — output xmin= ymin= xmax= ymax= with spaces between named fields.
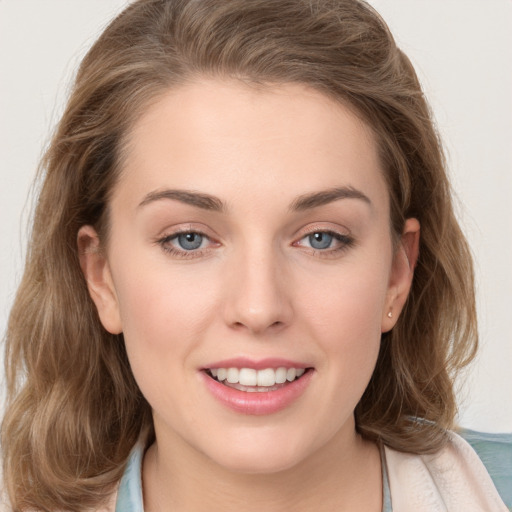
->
xmin=387 ymin=311 xmax=393 ymax=318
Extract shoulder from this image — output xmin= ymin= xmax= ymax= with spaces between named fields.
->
xmin=109 ymin=441 xmax=145 ymax=512
xmin=92 ymin=441 xmax=145 ymax=512
xmin=384 ymin=430 xmax=510 ymax=511
xmin=457 ymin=428 xmax=512 ymax=509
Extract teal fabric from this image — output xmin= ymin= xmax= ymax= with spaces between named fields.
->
xmin=115 ymin=441 xmax=144 ymax=512
xmin=114 ymin=430 xmax=512 ymax=511
xmin=381 ymin=445 xmax=392 ymax=512
xmin=458 ymin=428 xmax=512 ymax=510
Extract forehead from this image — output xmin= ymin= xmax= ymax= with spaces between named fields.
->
xmin=116 ymin=79 xmax=388 ymax=214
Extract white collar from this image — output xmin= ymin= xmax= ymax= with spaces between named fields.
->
xmin=384 ymin=431 xmax=507 ymax=511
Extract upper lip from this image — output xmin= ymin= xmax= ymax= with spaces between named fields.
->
xmin=202 ymin=357 xmax=312 ymax=371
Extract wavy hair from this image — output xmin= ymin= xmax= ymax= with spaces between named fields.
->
xmin=2 ymin=0 xmax=477 ymax=509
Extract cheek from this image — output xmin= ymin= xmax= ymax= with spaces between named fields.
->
xmin=301 ymin=264 xmax=388 ymax=341
xmin=110 ymin=258 xmax=223 ymax=417
xmin=110 ymin=252 xmax=219 ymax=361
xmin=297 ymin=257 xmax=390 ymax=383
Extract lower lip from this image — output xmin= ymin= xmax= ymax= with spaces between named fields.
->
xmin=200 ymin=370 xmax=314 ymax=415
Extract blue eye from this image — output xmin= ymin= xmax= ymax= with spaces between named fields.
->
xmin=176 ymin=232 xmax=204 ymax=250
xmin=158 ymin=228 xmax=352 ymax=260
xmin=308 ymin=232 xmax=334 ymax=250
xmin=294 ymin=229 xmax=354 ymax=256
xmin=156 ymin=229 xmax=216 ymax=259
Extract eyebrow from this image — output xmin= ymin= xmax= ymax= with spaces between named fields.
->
xmin=289 ymin=186 xmax=372 ymax=212
xmin=138 ymin=186 xmax=371 ymax=212
xmin=138 ymin=189 xmax=225 ymax=212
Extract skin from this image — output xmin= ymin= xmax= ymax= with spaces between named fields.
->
xmin=79 ymin=80 xmax=419 ymax=511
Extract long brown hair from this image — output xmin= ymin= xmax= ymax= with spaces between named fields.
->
xmin=2 ymin=0 xmax=477 ymax=509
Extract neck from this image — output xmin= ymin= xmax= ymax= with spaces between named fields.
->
xmin=142 ymin=422 xmax=382 ymax=512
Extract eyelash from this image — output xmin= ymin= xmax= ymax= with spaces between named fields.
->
xmin=156 ymin=229 xmax=214 ymax=260
xmin=155 ymin=229 xmax=355 ymax=260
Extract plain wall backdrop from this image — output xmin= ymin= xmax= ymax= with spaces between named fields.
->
xmin=1 ymin=0 xmax=511 ymax=433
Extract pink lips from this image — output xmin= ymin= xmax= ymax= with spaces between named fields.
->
xmin=200 ymin=358 xmax=314 ymax=415
xmin=203 ymin=357 xmax=310 ymax=371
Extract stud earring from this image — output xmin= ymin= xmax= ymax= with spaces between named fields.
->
xmin=387 ymin=311 xmax=393 ymax=318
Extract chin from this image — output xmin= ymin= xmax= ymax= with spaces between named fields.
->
xmin=214 ymin=450 xmax=303 ymax=475
xmin=201 ymin=429 xmax=316 ymax=475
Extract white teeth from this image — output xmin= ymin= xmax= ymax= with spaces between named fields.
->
xmin=238 ymin=368 xmax=257 ymax=386
xmin=209 ymin=366 xmax=307 ymax=387
xmin=257 ymin=368 xmax=276 ymax=387
xmin=226 ymin=368 xmax=239 ymax=384
xmin=275 ymin=367 xmax=287 ymax=384
xmin=286 ymin=368 xmax=296 ymax=381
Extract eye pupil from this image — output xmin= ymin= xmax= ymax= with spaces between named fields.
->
xmin=178 ymin=233 xmax=203 ymax=250
xmin=309 ymin=232 xmax=333 ymax=250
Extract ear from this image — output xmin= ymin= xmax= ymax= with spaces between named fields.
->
xmin=381 ymin=218 xmax=420 ymax=333
xmin=77 ymin=225 xmax=123 ymax=334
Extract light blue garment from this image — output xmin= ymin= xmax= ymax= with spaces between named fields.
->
xmin=115 ymin=441 xmax=144 ymax=512
xmin=381 ymin=446 xmax=392 ymax=512
xmin=457 ymin=428 xmax=512 ymax=510
xmin=114 ymin=430 xmax=511 ymax=512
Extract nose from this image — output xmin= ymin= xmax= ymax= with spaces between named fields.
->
xmin=222 ymin=244 xmax=293 ymax=335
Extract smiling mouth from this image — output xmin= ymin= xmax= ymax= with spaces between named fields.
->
xmin=205 ymin=367 xmax=312 ymax=392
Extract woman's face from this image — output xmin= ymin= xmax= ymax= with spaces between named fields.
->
xmin=80 ymin=80 xmax=418 ymax=474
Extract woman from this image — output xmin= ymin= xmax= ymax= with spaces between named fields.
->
xmin=1 ymin=0 xmax=509 ymax=510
